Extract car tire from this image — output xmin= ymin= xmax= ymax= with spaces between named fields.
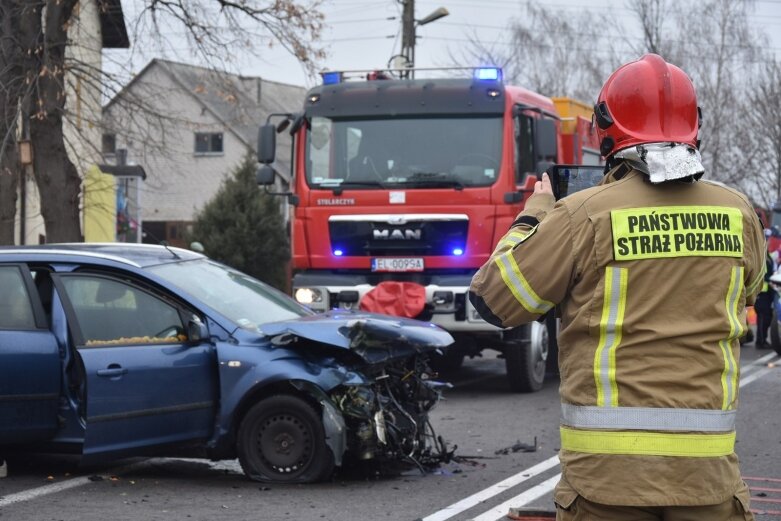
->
xmin=237 ymin=395 xmax=334 ymax=483
xmin=505 ymin=322 xmax=547 ymax=393
xmin=770 ymin=309 xmax=781 ymax=356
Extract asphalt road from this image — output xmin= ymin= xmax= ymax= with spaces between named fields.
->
xmin=1 ymin=347 xmax=779 ymax=521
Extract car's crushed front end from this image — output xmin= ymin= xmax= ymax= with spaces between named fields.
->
xmin=261 ymin=313 xmax=454 ymax=473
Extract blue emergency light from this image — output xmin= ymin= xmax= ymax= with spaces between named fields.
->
xmin=474 ymin=67 xmax=501 ymax=81
xmin=321 ymin=71 xmax=342 ymax=85
xmin=452 ymin=248 xmax=464 ymax=256
xmin=333 ymin=249 xmax=344 ymax=256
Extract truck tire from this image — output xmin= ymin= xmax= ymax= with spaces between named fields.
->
xmin=544 ymin=314 xmax=559 ymax=376
xmin=505 ymin=322 xmax=547 ymax=393
xmin=237 ymin=395 xmax=334 ymax=483
xmin=770 ymin=309 xmax=781 ymax=356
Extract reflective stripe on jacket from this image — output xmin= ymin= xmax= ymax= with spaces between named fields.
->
xmin=469 ymin=164 xmax=766 ymax=506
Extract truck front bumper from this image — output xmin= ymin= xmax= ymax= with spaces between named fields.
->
xmin=292 ymin=271 xmax=502 ymax=333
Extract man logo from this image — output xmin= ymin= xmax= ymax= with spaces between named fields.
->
xmin=373 ymin=229 xmax=422 ymax=240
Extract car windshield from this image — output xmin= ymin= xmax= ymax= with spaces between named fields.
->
xmin=306 ymin=115 xmax=503 ymax=189
xmin=148 ymin=259 xmax=311 ymax=330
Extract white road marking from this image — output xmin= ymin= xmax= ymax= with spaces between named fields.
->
xmin=0 ymin=461 xmax=145 ymax=508
xmin=469 ymin=474 xmax=562 ymax=521
xmin=741 ymin=352 xmax=779 ymax=377
xmin=0 ymin=476 xmax=94 ymax=508
xmin=739 ymin=355 xmax=779 ymax=387
xmin=420 ymin=456 xmax=560 ymax=521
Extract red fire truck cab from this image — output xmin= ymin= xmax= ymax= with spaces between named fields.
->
xmin=258 ymin=67 xmax=600 ymax=392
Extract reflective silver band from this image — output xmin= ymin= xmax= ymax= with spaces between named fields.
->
xmin=561 ymin=403 xmax=737 ymax=432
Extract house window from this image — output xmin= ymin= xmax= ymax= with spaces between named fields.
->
xmin=194 ymin=132 xmax=224 ymax=155
xmin=102 ymin=133 xmax=116 ymax=155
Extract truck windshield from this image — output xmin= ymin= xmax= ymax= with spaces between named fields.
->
xmin=306 ymin=115 xmax=503 ymax=189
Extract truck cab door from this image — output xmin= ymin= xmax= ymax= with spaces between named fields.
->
xmin=54 ymin=272 xmax=218 ymax=462
xmin=0 ymin=264 xmax=61 ymax=443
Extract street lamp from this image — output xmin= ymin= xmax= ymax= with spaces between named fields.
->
xmin=418 ymin=7 xmax=449 ymax=26
xmin=402 ymin=5 xmax=449 ymax=77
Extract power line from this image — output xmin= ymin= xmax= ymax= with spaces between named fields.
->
xmin=421 ymin=35 xmax=780 ymax=63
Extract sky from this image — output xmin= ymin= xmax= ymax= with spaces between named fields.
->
xmin=105 ymin=0 xmax=781 ymax=92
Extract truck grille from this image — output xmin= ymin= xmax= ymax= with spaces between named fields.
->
xmin=328 ymin=216 xmax=468 ymax=257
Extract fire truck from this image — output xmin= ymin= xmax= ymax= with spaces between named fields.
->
xmin=257 ymin=67 xmax=600 ymax=392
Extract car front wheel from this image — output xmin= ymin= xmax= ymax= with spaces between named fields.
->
xmin=237 ymin=394 xmax=334 ymax=483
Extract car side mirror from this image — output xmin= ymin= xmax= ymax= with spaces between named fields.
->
xmin=545 ymin=164 xmax=605 ymax=200
xmin=187 ymin=319 xmax=209 ymax=345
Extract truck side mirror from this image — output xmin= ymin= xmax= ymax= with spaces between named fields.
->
xmin=545 ymin=164 xmax=604 ymax=200
xmin=256 ymin=165 xmax=276 ymax=186
xmin=534 ymin=118 xmax=557 ymax=164
xmin=257 ymin=124 xmax=276 ymax=164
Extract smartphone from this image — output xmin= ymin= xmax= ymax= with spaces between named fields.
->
xmin=544 ymin=164 xmax=605 ymax=200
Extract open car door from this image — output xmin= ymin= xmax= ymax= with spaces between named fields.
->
xmin=0 ymin=264 xmax=61 ymax=443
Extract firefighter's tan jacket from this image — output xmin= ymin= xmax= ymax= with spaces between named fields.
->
xmin=470 ymin=163 xmax=766 ymax=507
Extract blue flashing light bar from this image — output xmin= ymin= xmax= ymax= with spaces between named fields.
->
xmin=333 ymin=249 xmax=344 ymax=257
xmin=474 ymin=67 xmax=502 ymax=81
xmin=321 ymin=71 xmax=342 ymax=85
xmin=452 ymin=248 xmax=464 ymax=256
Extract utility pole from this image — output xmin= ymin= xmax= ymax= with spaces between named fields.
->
xmin=401 ymin=0 xmax=416 ymax=77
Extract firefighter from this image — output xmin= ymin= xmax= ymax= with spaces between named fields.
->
xmin=469 ymin=54 xmax=764 ymax=521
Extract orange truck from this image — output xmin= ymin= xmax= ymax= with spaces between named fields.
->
xmin=257 ymin=67 xmax=600 ymax=392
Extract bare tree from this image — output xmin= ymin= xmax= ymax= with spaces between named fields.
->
xmin=744 ymin=59 xmax=781 ymax=207
xmin=0 ymin=0 xmax=324 ymax=244
xmin=674 ymin=0 xmax=762 ymax=185
xmin=626 ymin=0 xmax=677 ymax=59
xmin=0 ymin=2 xmax=22 ymax=244
xmin=454 ymin=0 xmax=771 ymax=199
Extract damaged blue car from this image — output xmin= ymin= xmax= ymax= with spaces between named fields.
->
xmin=0 ymin=244 xmax=453 ymax=482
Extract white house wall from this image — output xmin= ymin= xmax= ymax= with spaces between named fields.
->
xmin=103 ymin=61 xmax=304 ymax=225
xmin=104 ymin=63 xmax=252 ymax=223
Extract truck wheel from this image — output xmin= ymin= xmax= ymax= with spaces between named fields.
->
xmin=505 ymin=322 xmax=547 ymax=393
xmin=770 ymin=309 xmax=781 ymax=356
xmin=237 ymin=395 xmax=334 ymax=483
xmin=544 ymin=314 xmax=559 ymax=376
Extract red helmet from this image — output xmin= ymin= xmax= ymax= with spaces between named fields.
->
xmin=594 ymin=54 xmax=701 ymax=158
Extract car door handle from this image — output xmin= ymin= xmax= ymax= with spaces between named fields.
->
xmin=97 ymin=365 xmax=128 ymax=377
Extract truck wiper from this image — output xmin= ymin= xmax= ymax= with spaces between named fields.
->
xmin=323 ymin=180 xmax=386 ymax=195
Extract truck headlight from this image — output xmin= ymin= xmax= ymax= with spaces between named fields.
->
xmin=294 ymin=287 xmax=329 ymax=311
xmin=295 ymin=287 xmax=323 ymax=304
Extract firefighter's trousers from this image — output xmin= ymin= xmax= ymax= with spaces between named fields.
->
xmin=555 ymin=487 xmax=754 ymax=521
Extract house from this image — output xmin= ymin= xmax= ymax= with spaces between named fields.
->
xmin=15 ymin=0 xmax=130 ymax=245
xmin=101 ymin=59 xmax=306 ymax=247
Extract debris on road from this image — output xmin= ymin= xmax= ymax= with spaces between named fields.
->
xmin=495 ymin=437 xmax=538 ymax=455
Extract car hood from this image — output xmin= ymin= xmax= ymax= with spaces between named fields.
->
xmin=260 ymin=311 xmax=453 ymax=364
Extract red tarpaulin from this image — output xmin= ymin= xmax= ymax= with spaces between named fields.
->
xmin=360 ymin=281 xmax=426 ymax=318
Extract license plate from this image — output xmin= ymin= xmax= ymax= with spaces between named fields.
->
xmin=371 ymin=257 xmax=424 ymax=272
